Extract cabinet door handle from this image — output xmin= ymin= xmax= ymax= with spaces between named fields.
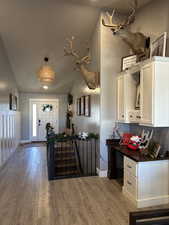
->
xmin=127 ymin=165 xmax=132 ymax=169
xmin=130 ymin=115 xmax=133 ymax=118
xmin=122 ymin=115 xmax=124 ymax=118
xmin=127 ymin=181 xmax=132 ymax=185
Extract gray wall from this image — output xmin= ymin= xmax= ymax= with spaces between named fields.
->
xmin=99 ymin=13 xmax=129 ymax=170
xmin=19 ymin=92 xmax=67 ymax=140
xmin=0 ymin=37 xmax=18 ymax=111
xmin=71 ymin=19 xmax=100 ymax=134
xmin=128 ymin=0 xmax=169 ymax=152
xmin=71 ymin=77 xmax=100 ymax=134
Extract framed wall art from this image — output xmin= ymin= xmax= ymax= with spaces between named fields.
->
xmin=150 ymin=32 xmax=167 ymax=58
xmin=85 ymin=95 xmax=91 ymax=117
xmin=121 ymin=55 xmax=137 ymax=71
xmin=80 ymin=96 xmax=85 ymax=116
xmin=9 ymin=93 xmax=17 ymax=111
xmin=76 ymin=98 xmax=81 ymax=116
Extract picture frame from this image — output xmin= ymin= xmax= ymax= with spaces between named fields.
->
xmin=148 ymin=142 xmax=161 ymax=159
xmin=85 ymin=95 xmax=91 ymax=117
xmin=121 ymin=55 xmax=137 ymax=71
xmin=150 ymin=32 xmax=167 ymax=58
xmin=80 ymin=96 xmax=85 ymax=116
xmin=76 ymin=98 xmax=81 ymax=116
xmin=9 ymin=93 xmax=17 ymax=111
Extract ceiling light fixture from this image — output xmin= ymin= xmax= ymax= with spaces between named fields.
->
xmin=37 ymin=57 xmax=55 ymax=84
xmin=43 ymin=85 xmax=48 ymax=90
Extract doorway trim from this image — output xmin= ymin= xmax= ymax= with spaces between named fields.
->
xmin=29 ymin=98 xmax=59 ymax=141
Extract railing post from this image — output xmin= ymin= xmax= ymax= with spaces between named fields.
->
xmin=47 ymin=137 xmax=55 ymax=180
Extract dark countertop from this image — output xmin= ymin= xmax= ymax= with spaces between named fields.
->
xmin=106 ymin=139 xmax=169 ymax=162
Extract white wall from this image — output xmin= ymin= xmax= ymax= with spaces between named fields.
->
xmin=71 ymin=77 xmax=100 ymax=134
xmin=0 ymin=36 xmax=20 ymax=167
xmin=99 ymin=13 xmax=129 ymax=170
xmin=131 ymin=0 xmax=169 ymax=40
xmin=0 ymin=36 xmax=19 ymax=111
xmin=71 ymin=19 xmax=100 ymax=134
xmin=19 ymin=92 xmax=67 ymax=141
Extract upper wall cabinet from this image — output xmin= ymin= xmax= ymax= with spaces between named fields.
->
xmin=117 ymin=68 xmax=140 ymax=123
xmin=117 ymin=57 xmax=169 ymax=127
xmin=140 ymin=57 xmax=169 ymax=127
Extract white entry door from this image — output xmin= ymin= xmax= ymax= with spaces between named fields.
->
xmin=30 ymin=99 xmax=59 ymax=141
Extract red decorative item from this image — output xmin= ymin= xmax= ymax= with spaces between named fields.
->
xmin=127 ymin=136 xmax=142 ymax=150
xmin=120 ymin=133 xmax=133 ymax=145
xmin=128 ymin=143 xmax=140 ymax=150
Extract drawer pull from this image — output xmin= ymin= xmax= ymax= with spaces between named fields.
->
xmin=127 ymin=181 xmax=132 ymax=185
xmin=130 ymin=115 xmax=133 ymax=118
xmin=127 ymin=165 xmax=132 ymax=169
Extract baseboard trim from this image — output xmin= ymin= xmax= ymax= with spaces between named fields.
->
xmin=96 ymin=168 xmax=107 ymax=177
xmin=137 ymin=195 xmax=169 ymax=208
xmin=20 ymin=140 xmax=31 ymax=144
xmin=123 ymin=188 xmax=169 ymax=208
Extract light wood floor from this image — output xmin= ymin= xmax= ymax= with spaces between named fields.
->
xmin=0 ymin=145 xmax=167 ymax=225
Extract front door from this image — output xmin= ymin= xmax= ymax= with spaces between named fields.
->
xmin=30 ymin=99 xmax=59 ymax=141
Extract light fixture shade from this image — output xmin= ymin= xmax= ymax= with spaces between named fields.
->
xmin=37 ymin=65 xmax=55 ymax=83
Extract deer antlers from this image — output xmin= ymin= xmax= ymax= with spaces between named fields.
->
xmin=64 ymin=36 xmax=91 ymax=65
xmin=64 ymin=36 xmax=80 ymax=59
xmin=102 ymin=0 xmax=138 ymax=33
xmin=64 ymin=37 xmax=100 ymax=90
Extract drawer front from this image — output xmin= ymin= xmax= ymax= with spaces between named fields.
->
xmin=124 ymin=156 xmax=137 ymax=177
xmin=124 ymin=173 xmax=137 ymax=198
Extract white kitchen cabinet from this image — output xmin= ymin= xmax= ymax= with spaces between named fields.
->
xmin=117 ymin=75 xmax=125 ymax=122
xmin=123 ymin=156 xmax=169 ymax=208
xmin=140 ymin=57 xmax=169 ymax=127
xmin=117 ymin=71 xmax=140 ymax=123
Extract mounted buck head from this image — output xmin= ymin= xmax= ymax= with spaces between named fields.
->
xmin=102 ymin=0 xmax=150 ymax=58
xmin=64 ymin=36 xmax=99 ymax=90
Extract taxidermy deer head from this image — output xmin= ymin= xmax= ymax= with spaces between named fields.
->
xmin=64 ymin=36 xmax=99 ymax=90
xmin=102 ymin=0 xmax=150 ymax=58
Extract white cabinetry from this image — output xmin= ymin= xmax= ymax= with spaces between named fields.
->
xmin=140 ymin=58 xmax=169 ymax=127
xmin=117 ymin=71 xmax=140 ymax=123
xmin=117 ymin=57 xmax=169 ymax=127
xmin=117 ymin=75 xmax=125 ymax=122
xmin=123 ymin=156 xmax=169 ymax=208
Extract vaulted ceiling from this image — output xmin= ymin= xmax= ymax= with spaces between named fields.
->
xmin=0 ymin=0 xmax=152 ymax=94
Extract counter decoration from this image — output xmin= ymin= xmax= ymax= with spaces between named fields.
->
xmin=128 ymin=136 xmax=142 ymax=150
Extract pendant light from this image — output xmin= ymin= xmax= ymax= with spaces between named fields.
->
xmin=37 ymin=57 xmax=55 ymax=84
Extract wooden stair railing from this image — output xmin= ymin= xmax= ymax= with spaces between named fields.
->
xmin=46 ymin=134 xmax=98 ymax=180
xmin=47 ymin=135 xmax=83 ymax=180
xmin=129 ymin=208 xmax=169 ymax=225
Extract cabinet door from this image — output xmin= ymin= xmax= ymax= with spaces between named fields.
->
xmin=140 ymin=63 xmax=153 ymax=125
xmin=117 ymin=76 xmax=125 ymax=121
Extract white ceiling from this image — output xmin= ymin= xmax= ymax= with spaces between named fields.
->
xmin=0 ymin=0 xmax=152 ymax=94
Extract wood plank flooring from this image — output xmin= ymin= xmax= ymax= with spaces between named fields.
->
xmin=0 ymin=144 xmax=168 ymax=225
